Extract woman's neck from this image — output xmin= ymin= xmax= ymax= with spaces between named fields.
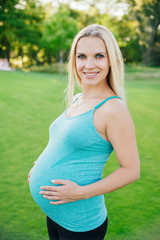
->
xmin=82 ymin=82 xmax=109 ymax=99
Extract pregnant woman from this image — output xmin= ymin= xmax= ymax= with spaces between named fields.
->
xmin=28 ymin=24 xmax=140 ymax=240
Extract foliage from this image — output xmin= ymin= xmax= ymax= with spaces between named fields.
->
xmin=134 ymin=0 xmax=160 ymax=65
xmin=0 ymin=0 xmax=44 ymax=66
xmin=0 ymin=0 xmax=160 ymax=66
xmin=0 ymin=0 xmax=20 ymax=59
xmin=41 ymin=4 xmax=79 ymax=73
xmin=119 ymin=0 xmax=160 ymax=65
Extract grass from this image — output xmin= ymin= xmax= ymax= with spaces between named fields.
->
xmin=0 ymin=65 xmax=160 ymax=240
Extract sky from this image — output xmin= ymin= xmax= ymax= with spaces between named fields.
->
xmin=40 ymin=0 xmax=129 ymax=18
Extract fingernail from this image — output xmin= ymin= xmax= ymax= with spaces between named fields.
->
xmin=51 ymin=180 xmax=56 ymax=183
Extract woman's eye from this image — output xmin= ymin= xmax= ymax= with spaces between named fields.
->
xmin=77 ymin=55 xmax=85 ymax=59
xmin=96 ymin=54 xmax=104 ymax=58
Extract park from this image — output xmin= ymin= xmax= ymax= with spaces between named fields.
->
xmin=0 ymin=0 xmax=160 ymax=239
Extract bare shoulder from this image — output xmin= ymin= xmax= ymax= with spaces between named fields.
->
xmin=103 ymin=98 xmax=140 ymax=176
xmin=104 ymin=98 xmax=134 ymax=127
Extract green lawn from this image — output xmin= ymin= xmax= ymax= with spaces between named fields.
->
xmin=0 ymin=66 xmax=160 ymax=240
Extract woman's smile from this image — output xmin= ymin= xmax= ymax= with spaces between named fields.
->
xmin=83 ymin=71 xmax=100 ymax=78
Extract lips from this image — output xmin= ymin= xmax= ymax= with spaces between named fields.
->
xmin=83 ymin=72 xmax=100 ymax=77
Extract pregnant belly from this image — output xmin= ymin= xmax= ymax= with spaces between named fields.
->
xmin=29 ymin=153 xmax=106 ymax=231
xmin=29 ymin=162 xmax=77 ymax=221
xmin=30 ymin=160 xmax=101 ymax=212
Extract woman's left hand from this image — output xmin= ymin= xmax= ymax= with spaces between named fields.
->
xmin=39 ymin=179 xmax=84 ymax=205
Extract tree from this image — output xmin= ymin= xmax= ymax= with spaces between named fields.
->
xmin=136 ymin=0 xmax=160 ymax=65
xmin=42 ymin=4 xmax=79 ymax=73
xmin=0 ymin=0 xmax=19 ymax=60
xmin=0 ymin=0 xmax=45 ymax=66
xmin=19 ymin=0 xmax=45 ymax=65
xmin=119 ymin=0 xmax=160 ymax=65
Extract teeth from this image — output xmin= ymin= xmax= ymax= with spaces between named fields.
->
xmin=85 ymin=73 xmax=97 ymax=76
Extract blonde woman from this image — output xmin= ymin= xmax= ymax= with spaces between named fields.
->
xmin=28 ymin=24 xmax=140 ymax=240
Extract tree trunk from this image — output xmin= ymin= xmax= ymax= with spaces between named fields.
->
xmin=144 ymin=19 xmax=159 ymax=65
xmin=5 ymin=40 xmax=10 ymax=62
xmin=59 ymin=49 xmax=63 ymax=74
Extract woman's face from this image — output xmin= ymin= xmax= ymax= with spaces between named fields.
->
xmin=75 ymin=36 xmax=110 ymax=87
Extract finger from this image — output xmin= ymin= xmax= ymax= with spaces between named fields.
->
xmin=28 ymin=169 xmax=32 ymax=177
xmin=40 ymin=186 xmax=60 ymax=191
xmin=50 ymin=200 xmax=64 ymax=205
xmin=51 ymin=179 xmax=68 ymax=185
xmin=39 ymin=191 xmax=57 ymax=196
xmin=43 ymin=195 xmax=60 ymax=200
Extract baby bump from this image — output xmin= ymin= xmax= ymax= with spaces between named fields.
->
xmin=29 ymin=161 xmax=101 ymax=210
xmin=29 ymin=164 xmax=105 ymax=229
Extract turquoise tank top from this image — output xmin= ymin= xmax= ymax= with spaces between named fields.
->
xmin=29 ymin=95 xmax=121 ymax=232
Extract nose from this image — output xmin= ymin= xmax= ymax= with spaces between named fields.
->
xmin=85 ymin=57 xmax=95 ymax=69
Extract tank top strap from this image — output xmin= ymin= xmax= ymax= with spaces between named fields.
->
xmin=72 ymin=93 xmax=83 ymax=104
xmin=94 ymin=96 xmax=121 ymax=110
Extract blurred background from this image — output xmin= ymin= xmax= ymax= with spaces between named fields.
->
xmin=0 ymin=1 xmax=160 ymax=240
xmin=0 ymin=0 xmax=160 ymax=72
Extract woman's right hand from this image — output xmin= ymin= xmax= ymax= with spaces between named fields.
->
xmin=27 ymin=161 xmax=36 ymax=183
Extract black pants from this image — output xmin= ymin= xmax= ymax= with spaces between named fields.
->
xmin=46 ymin=216 xmax=108 ymax=240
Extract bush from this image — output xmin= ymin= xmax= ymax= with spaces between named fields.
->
xmin=26 ymin=63 xmax=68 ymax=73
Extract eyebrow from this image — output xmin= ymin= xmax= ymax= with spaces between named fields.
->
xmin=76 ymin=52 xmax=107 ymax=55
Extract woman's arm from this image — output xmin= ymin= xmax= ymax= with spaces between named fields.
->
xmin=78 ymin=101 xmax=140 ymax=199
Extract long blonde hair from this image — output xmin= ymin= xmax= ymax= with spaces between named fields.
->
xmin=66 ymin=24 xmax=126 ymax=106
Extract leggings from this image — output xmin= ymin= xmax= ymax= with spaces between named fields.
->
xmin=46 ymin=216 xmax=108 ymax=240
